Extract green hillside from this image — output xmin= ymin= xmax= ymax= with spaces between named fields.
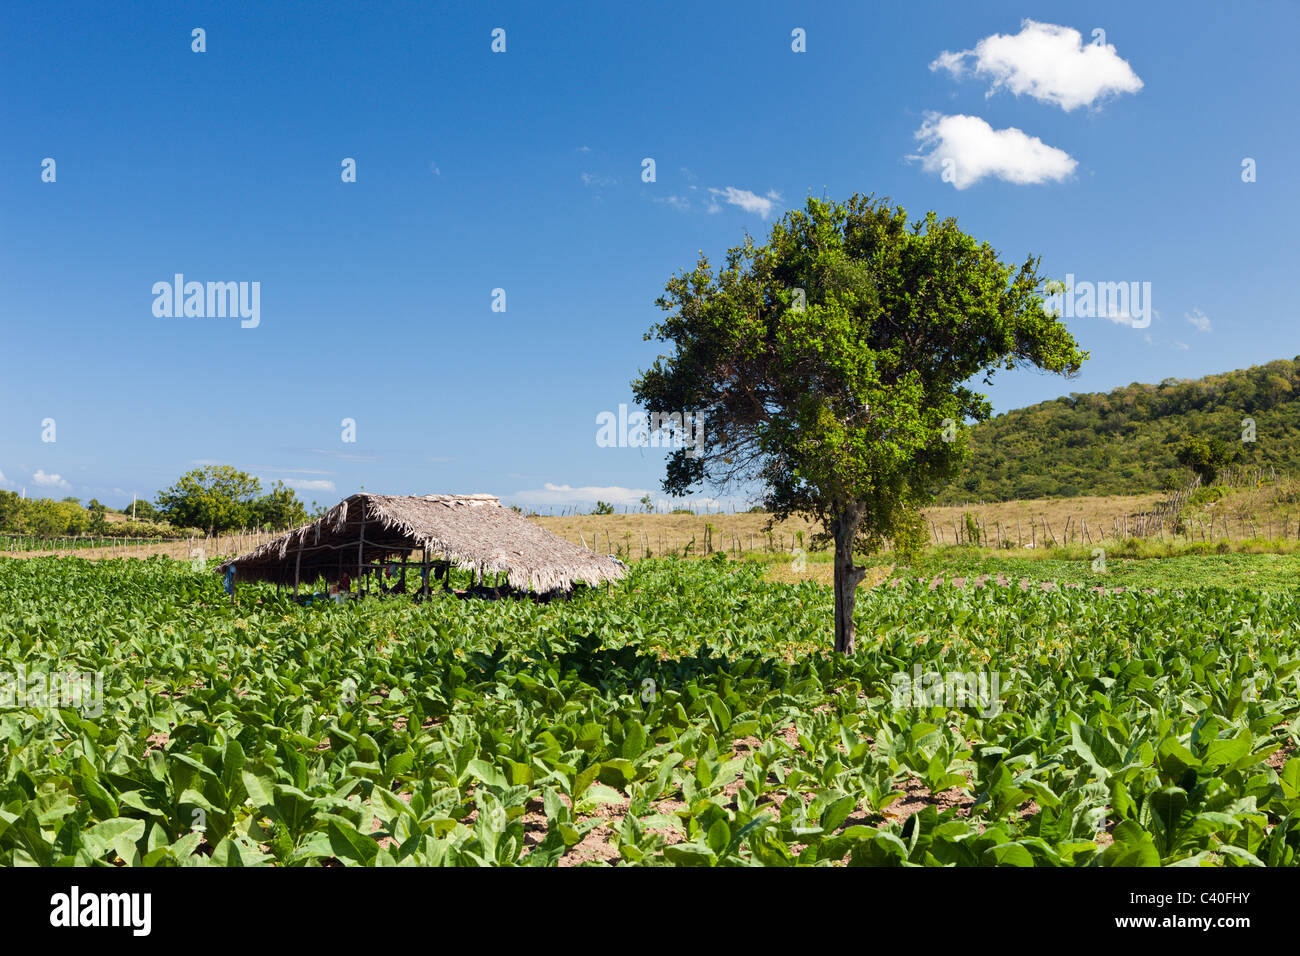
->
xmin=941 ymin=357 xmax=1300 ymax=503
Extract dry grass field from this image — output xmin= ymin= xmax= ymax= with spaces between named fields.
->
xmin=531 ymin=491 xmax=1174 ymax=558
xmin=9 ymin=483 xmax=1300 ymax=572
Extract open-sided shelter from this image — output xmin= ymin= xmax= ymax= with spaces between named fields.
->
xmin=216 ymin=493 xmax=627 ymax=596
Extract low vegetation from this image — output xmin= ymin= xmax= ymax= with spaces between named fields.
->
xmin=943 ymin=357 xmax=1300 ymax=502
xmin=2 ymin=555 xmax=1298 ymax=866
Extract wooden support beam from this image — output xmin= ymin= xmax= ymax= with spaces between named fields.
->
xmin=292 ymin=533 xmax=304 ymax=598
xmin=356 ymin=505 xmax=366 ymax=593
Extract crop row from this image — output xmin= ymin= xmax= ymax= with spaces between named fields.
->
xmin=1 ymin=556 xmax=1298 ymax=865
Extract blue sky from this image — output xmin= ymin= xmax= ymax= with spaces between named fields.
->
xmin=2 ymin=1 xmax=1296 ymax=512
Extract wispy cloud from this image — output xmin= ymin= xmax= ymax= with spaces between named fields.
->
xmin=911 ymin=112 xmax=1076 ymax=189
xmin=510 ymin=482 xmax=652 ymax=507
xmin=931 ymin=19 xmax=1143 ymax=112
xmin=245 ymin=465 xmax=336 ymax=476
xmin=708 ymin=186 xmax=782 ymax=219
xmin=276 ymin=478 xmax=336 ymax=493
xmin=652 ymin=183 xmax=781 ymax=218
xmin=652 ymin=194 xmax=694 ymax=212
xmin=1186 ymin=308 xmax=1212 ymax=332
xmin=307 ymin=448 xmax=379 ymax=462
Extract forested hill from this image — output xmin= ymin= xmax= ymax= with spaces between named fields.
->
xmin=940 ymin=357 xmax=1300 ymax=504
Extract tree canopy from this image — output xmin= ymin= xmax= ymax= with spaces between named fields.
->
xmin=1175 ymin=436 xmax=1232 ymax=486
xmin=155 ymin=466 xmax=308 ymax=534
xmin=634 ymin=194 xmax=1086 ymax=651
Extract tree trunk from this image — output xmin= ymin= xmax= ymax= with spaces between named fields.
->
xmin=832 ymin=506 xmax=866 ymax=654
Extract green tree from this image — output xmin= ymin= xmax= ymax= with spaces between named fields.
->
xmin=87 ymin=499 xmax=109 ymax=536
xmin=123 ymin=498 xmax=160 ymax=522
xmin=1174 ymin=435 xmax=1231 ymax=485
xmin=633 ymin=195 xmax=1086 ymax=651
xmin=156 ymin=466 xmax=262 ymax=534
xmin=24 ymin=498 xmax=85 ymax=536
xmin=250 ymin=481 xmax=310 ymax=530
xmin=592 ymin=500 xmax=615 ymax=515
xmin=0 ymin=491 xmax=23 ymax=532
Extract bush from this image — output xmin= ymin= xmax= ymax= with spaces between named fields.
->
xmin=1189 ymin=486 xmax=1227 ymax=507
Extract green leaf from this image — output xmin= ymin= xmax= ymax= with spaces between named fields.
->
xmin=328 ymin=820 xmax=380 ymax=866
xmin=663 ymin=843 xmax=716 ymax=866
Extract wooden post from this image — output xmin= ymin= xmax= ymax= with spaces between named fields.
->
xmin=292 ymin=533 xmax=303 ymax=598
xmin=356 ymin=504 xmax=366 ymax=592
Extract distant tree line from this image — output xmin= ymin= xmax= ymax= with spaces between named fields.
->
xmin=0 ymin=466 xmax=316 ymax=537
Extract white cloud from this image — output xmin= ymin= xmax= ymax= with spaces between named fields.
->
xmin=653 ymin=194 xmax=693 ymax=212
xmin=277 ymin=478 xmax=336 ymax=493
xmin=0 ymin=469 xmax=8 ymax=487
xmin=655 ymin=184 xmax=780 ymax=218
xmin=708 ymin=187 xmax=782 ymax=219
xmin=581 ymin=171 xmax=617 ymax=188
xmin=911 ymin=113 xmax=1076 ymax=189
xmin=307 ymin=448 xmax=378 ymax=462
xmin=1186 ymin=308 xmax=1212 ymax=332
xmin=245 ymin=465 xmax=336 ymax=475
xmin=32 ymin=470 xmax=71 ymax=490
xmin=429 ymin=161 xmax=441 ymax=176
xmin=510 ymin=482 xmax=652 ymax=508
xmin=931 ymin=20 xmax=1143 ymax=112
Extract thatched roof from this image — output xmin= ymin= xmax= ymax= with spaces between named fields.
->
xmin=216 ymin=493 xmax=626 ymax=592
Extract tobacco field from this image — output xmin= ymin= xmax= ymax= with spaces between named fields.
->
xmin=2 ymin=554 xmax=1299 ymax=866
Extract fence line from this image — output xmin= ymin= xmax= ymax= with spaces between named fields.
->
xmin=0 ymin=528 xmax=291 ymax=560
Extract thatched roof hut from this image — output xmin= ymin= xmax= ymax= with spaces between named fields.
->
xmin=216 ymin=493 xmax=626 ymax=593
